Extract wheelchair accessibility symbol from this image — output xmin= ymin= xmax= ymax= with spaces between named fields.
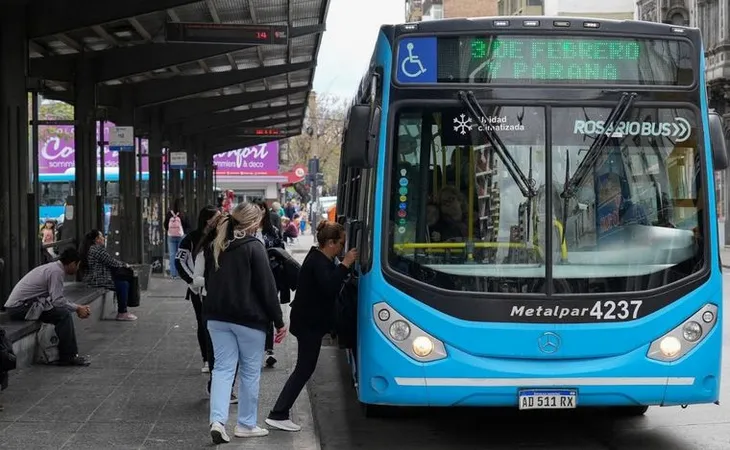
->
xmin=396 ymin=37 xmax=436 ymax=83
xmin=401 ymin=43 xmax=427 ymax=78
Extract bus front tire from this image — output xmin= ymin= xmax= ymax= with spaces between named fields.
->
xmin=360 ymin=402 xmax=395 ymax=418
xmin=611 ymin=405 xmax=649 ymax=417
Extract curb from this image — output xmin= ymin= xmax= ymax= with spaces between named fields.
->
xmin=300 ymin=382 xmax=323 ymax=450
xmin=302 ymin=379 xmax=322 ymax=450
xmin=285 ymin=332 xmax=322 ymax=450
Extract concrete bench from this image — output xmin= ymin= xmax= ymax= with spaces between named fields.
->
xmin=0 ymin=282 xmax=118 ymax=368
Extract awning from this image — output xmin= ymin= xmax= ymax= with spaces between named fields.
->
xmin=281 ymin=164 xmax=307 ymax=186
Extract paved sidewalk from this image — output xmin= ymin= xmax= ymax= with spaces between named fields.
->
xmin=287 ymin=234 xmax=315 ymax=254
xmin=0 ymin=278 xmax=319 ymax=450
xmin=722 ymin=247 xmax=730 ymax=269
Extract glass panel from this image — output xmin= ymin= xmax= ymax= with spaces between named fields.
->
xmin=387 ymin=106 xmax=548 ymax=293
xmin=106 ymin=182 xmax=120 ymax=198
xmin=551 ymin=107 xmax=704 ymax=293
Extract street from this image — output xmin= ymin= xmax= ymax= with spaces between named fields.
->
xmin=308 ymin=272 xmax=730 ymax=450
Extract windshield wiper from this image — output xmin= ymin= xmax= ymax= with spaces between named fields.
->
xmin=458 ymin=90 xmax=536 ymax=198
xmin=559 ymin=151 xmax=570 ymax=262
xmin=560 ymin=92 xmax=637 ymax=199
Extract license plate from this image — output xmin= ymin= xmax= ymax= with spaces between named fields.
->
xmin=518 ymin=389 xmax=577 ymax=410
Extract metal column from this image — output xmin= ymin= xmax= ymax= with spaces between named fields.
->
xmin=72 ymin=60 xmax=98 ymax=245
xmin=117 ymin=100 xmax=139 ymax=262
xmin=169 ymin=133 xmax=182 ymax=206
xmin=148 ymin=111 xmax=164 ymax=272
xmin=0 ymin=5 xmax=31 ymax=299
xmin=184 ymin=139 xmax=195 ymax=215
xmin=196 ymin=149 xmax=208 ymax=211
xmin=29 ymin=91 xmax=40 ymax=268
xmin=205 ymin=163 xmax=215 ymax=206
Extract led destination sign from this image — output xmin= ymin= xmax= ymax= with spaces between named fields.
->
xmin=469 ymin=37 xmax=640 ymax=81
xmin=395 ymin=35 xmax=693 ymax=85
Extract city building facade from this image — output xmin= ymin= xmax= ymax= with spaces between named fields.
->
xmin=637 ymin=0 xmax=729 ymax=242
xmin=499 ymin=0 xmax=634 ymax=19
xmin=406 ymin=0 xmax=498 ymax=22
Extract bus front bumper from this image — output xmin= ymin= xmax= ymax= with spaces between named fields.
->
xmin=357 ymin=325 xmax=721 ymax=408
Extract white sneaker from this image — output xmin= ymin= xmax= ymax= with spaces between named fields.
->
xmin=201 ymin=362 xmax=210 ymax=373
xmin=210 ymin=422 xmax=230 ymax=444
xmin=265 ymin=418 xmax=302 ymax=432
xmin=234 ymin=425 xmax=269 ymax=438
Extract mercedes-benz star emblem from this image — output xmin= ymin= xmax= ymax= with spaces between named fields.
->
xmin=537 ymin=332 xmax=561 ymax=354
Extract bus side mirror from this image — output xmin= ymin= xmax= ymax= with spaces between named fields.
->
xmin=343 ymin=105 xmax=371 ymax=168
xmin=343 ymin=105 xmax=380 ymax=169
xmin=708 ymin=110 xmax=728 ymax=171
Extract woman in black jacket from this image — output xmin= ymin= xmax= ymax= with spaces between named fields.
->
xmin=174 ymin=205 xmax=220 ymax=373
xmin=266 ymin=220 xmax=358 ymax=432
xmin=204 ymin=202 xmax=288 ymax=444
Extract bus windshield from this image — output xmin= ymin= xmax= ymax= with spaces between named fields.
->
xmin=386 ymin=104 xmax=705 ymax=295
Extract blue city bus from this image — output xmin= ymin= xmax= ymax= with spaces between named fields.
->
xmin=38 ymin=169 xmax=150 ymax=223
xmin=336 ymin=17 xmax=729 ymax=417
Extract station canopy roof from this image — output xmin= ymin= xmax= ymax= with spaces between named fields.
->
xmin=28 ymin=0 xmax=330 ymax=155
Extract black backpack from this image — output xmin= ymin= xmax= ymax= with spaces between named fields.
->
xmin=0 ymin=328 xmax=17 ymax=373
xmin=267 ymin=247 xmax=301 ymax=291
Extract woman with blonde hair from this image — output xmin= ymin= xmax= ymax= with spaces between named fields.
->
xmin=202 ymin=202 xmax=288 ymax=444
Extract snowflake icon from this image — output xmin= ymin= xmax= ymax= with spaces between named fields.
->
xmin=453 ymin=114 xmax=473 ymax=135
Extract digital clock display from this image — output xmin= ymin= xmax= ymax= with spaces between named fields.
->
xmin=432 ymin=35 xmax=694 ymax=85
xmin=165 ymin=22 xmax=288 ymax=45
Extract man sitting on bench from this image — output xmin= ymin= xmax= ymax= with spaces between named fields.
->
xmin=3 ymin=248 xmax=90 ymax=366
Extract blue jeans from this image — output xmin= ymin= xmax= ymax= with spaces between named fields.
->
xmin=168 ymin=236 xmax=183 ymax=277
xmin=113 ymin=280 xmax=129 ymax=314
xmin=207 ymin=320 xmax=266 ymax=428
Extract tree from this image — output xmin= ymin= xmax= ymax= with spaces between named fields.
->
xmin=28 ymin=96 xmax=74 ymax=142
xmin=284 ymin=91 xmax=347 ymax=190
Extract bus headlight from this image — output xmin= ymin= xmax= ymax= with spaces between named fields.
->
xmin=412 ymin=336 xmax=434 ymax=357
xmin=647 ymin=304 xmax=718 ymax=362
xmin=658 ymin=336 xmax=682 ymax=358
xmin=373 ymin=302 xmax=447 ymax=362
xmin=682 ymin=321 xmax=702 ymax=342
xmin=389 ymin=321 xmax=411 ymax=341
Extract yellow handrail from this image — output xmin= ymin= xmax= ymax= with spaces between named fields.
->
xmin=431 ymin=143 xmax=437 ymax=199
xmin=394 ymin=220 xmax=569 ymax=261
xmin=553 ymin=219 xmax=569 ymax=261
xmin=394 ymin=242 xmax=544 ymax=259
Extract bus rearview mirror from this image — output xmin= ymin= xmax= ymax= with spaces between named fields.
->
xmin=708 ymin=110 xmax=728 ymax=171
xmin=344 ymin=104 xmax=379 ymax=168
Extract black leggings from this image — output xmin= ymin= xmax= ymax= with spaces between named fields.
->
xmin=190 ymin=292 xmax=211 ymax=363
xmin=268 ymin=331 xmax=323 ymax=420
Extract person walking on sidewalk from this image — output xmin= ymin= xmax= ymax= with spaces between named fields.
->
xmin=191 ymin=213 xmax=239 ymax=405
xmin=266 ymin=220 xmax=358 ymax=432
xmin=3 ymin=248 xmax=91 ymax=366
xmin=175 ymin=205 xmax=221 ymax=374
xmin=204 ymin=202 xmax=288 ymax=444
xmin=165 ymin=198 xmax=190 ymax=279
